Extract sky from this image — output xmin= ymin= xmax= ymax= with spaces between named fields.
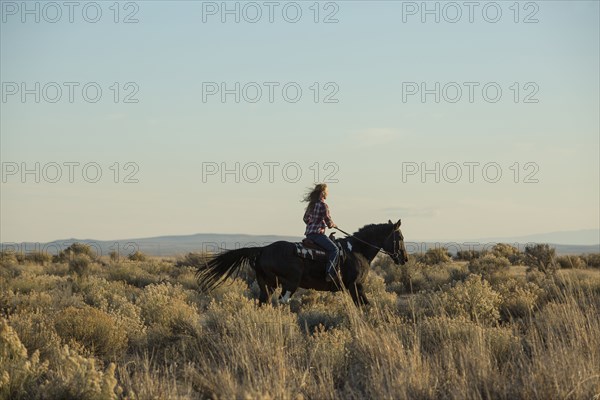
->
xmin=1 ymin=0 xmax=599 ymax=243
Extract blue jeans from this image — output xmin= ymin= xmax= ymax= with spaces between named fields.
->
xmin=306 ymin=233 xmax=339 ymax=273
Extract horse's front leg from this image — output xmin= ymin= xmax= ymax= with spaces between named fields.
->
xmin=349 ymin=283 xmax=369 ymax=307
xmin=359 ymin=289 xmax=370 ymax=306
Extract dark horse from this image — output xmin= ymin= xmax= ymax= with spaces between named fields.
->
xmin=196 ymin=219 xmax=408 ymax=306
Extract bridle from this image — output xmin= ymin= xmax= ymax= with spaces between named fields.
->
xmin=335 ymin=226 xmax=402 ymax=259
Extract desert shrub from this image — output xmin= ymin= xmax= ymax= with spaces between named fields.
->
xmin=379 ymin=259 xmax=428 ymax=294
xmin=24 ymin=251 xmax=53 ymax=265
xmin=69 ymin=254 xmax=92 ymax=277
xmin=524 ymin=244 xmax=557 ymax=274
xmin=190 ymin=292 xmax=305 ymax=399
xmin=297 ymin=304 xmax=349 ymax=333
xmin=525 ymin=271 xmax=564 ymax=305
xmin=80 ymin=277 xmax=138 ymax=309
xmin=1 ymin=263 xmax=45 ymax=281
xmin=136 ymin=283 xmax=201 ymax=347
xmin=417 ymin=316 xmax=480 ymax=354
xmin=556 ymin=255 xmax=586 ymax=269
xmin=525 ymin=268 xmax=547 ymax=285
xmin=128 ymin=251 xmax=147 ymax=262
xmin=0 ymin=289 xmax=15 ymax=318
xmin=376 ymin=255 xmax=458 ymax=294
xmin=138 ymin=259 xmax=175 ymax=277
xmin=496 ymin=279 xmax=543 ymax=320
xmin=467 ymin=254 xmax=510 ymax=282
xmin=105 ymin=263 xmax=159 ymax=288
xmin=371 ymin=255 xmax=397 ymax=280
xmin=416 ymin=248 xmax=451 ymax=265
xmin=448 ymin=263 xmax=470 ymax=282
xmin=524 ymin=295 xmax=600 ymax=399
xmin=0 ymin=319 xmax=48 ymax=400
xmin=581 ymin=253 xmax=600 ymax=269
xmin=108 ymin=251 xmax=119 ymax=262
xmin=362 ymin=272 xmax=398 ymax=309
xmin=303 ymin=327 xmax=352 ymax=398
xmin=54 ymin=243 xmax=96 ymax=263
xmin=171 ymin=266 xmax=199 ymax=290
xmin=207 ymin=277 xmax=254 ymax=305
xmin=10 ymin=291 xmax=59 ymax=317
xmin=438 ymin=274 xmax=502 ymax=325
xmin=43 ymin=262 xmax=70 ymax=277
xmin=9 ymin=273 xmax=68 ymax=295
xmin=491 ymin=243 xmax=522 ymax=265
xmin=422 ymin=264 xmax=453 ymax=289
xmin=484 ymin=326 xmax=522 ymax=367
xmin=343 ymin=318 xmax=440 ymax=399
xmin=41 ymin=345 xmax=120 ymax=400
xmin=54 ymin=305 xmax=128 ymax=360
xmin=0 ymin=264 xmax=21 ymax=281
xmin=174 ymin=252 xmax=208 ymax=268
xmin=454 ymin=249 xmax=484 ymax=261
xmin=79 ymin=277 xmax=146 ymax=348
xmin=0 ymin=250 xmax=19 ymax=266
xmin=8 ymin=311 xmax=62 ymax=362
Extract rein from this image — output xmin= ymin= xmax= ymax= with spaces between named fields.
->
xmin=335 ymin=226 xmax=397 ymax=258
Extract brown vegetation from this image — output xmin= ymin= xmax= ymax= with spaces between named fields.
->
xmin=1 ymin=245 xmax=599 ymax=399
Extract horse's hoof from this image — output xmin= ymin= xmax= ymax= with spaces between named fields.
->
xmin=279 ymin=290 xmax=292 ymax=304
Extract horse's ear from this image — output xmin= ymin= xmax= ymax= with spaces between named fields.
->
xmin=388 ymin=219 xmax=393 ymax=224
xmin=394 ymin=219 xmax=402 ymax=229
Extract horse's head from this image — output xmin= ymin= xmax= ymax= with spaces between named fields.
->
xmin=385 ymin=219 xmax=408 ymax=265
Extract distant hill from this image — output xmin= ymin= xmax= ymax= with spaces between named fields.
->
xmin=474 ymin=229 xmax=600 ymax=247
xmin=1 ymin=229 xmax=598 ymax=257
xmin=0 ymin=233 xmax=303 ymax=258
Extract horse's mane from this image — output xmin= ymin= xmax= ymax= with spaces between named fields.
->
xmin=354 ymin=223 xmax=390 ymax=238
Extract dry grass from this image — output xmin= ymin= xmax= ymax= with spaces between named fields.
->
xmin=1 ymin=254 xmax=599 ymax=399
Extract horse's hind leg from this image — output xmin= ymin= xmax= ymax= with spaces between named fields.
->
xmin=278 ymin=281 xmax=298 ymax=305
xmin=278 ymin=260 xmax=304 ymax=305
xmin=256 ymin=272 xmax=274 ymax=306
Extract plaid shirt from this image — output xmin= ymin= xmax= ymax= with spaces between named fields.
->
xmin=303 ymin=200 xmax=335 ymax=235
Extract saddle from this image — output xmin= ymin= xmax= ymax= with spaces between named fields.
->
xmin=294 ymin=233 xmax=348 ymax=265
xmin=301 ymin=238 xmax=325 ymax=250
xmin=300 ymin=232 xmax=338 ymax=252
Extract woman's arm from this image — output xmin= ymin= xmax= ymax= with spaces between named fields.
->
xmin=323 ymin=202 xmax=336 ymax=228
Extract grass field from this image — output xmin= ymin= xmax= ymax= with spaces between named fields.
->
xmin=1 ymin=249 xmax=599 ymax=399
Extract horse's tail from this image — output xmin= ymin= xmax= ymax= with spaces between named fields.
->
xmin=196 ymin=247 xmax=262 ymax=292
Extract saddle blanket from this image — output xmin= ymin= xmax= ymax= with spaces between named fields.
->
xmin=293 ymin=240 xmax=351 ymax=261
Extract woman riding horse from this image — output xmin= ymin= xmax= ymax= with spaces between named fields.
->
xmin=196 ymin=215 xmax=408 ymax=307
xmin=302 ymin=183 xmax=339 ymax=282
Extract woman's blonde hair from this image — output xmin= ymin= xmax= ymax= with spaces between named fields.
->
xmin=302 ymin=183 xmax=328 ymax=212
